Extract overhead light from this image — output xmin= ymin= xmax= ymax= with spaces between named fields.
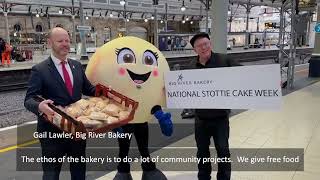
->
xmin=180 ymin=0 xmax=186 ymax=12
xmin=36 ymin=9 xmax=39 ymax=17
xmin=190 ymin=21 xmax=193 ymax=24
xmin=182 ymin=20 xmax=185 ymax=24
xmin=110 ymin=13 xmax=113 ymax=17
xmin=160 ymin=20 xmax=164 ymax=23
xmin=186 ymin=17 xmax=189 ymax=21
xmin=85 ymin=12 xmax=89 ymax=20
xmin=181 ymin=6 xmax=186 ymax=12
xmin=120 ymin=0 xmax=125 ymax=6
xmin=144 ymin=18 xmax=148 ymax=22
xmin=151 ymin=16 xmax=154 ymax=20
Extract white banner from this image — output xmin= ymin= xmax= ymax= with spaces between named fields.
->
xmin=165 ymin=64 xmax=282 ymax=110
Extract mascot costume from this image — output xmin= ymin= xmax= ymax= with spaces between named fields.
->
xmin=86 ymin=36 xmax=173 ymax=180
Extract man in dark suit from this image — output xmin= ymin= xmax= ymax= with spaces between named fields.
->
xmin=190 ymin=33 xmax=241 ymax=180
xmin=24 ymin=27 xmax=95 ymax=180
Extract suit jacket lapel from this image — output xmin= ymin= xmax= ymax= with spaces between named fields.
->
xmin=47 ymin=57 xmax=71 ymax=97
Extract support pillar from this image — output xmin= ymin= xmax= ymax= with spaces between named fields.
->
xmin=244 ymin=6 xmax=250 ymax=49
xmin=205 ymin=0 xmax=209 ymax=33
xmin=154 ymin=8 xmax=159 ymax=48
xmin=72 ymin=15 xmax=77 ymax=51
xmin=4 ymin=12 xmax=10 ymax=44
xmin=278 ymin=6 xmax=285 ymax=64
xmin=79 ymin=0 xmax=88 ymax=60
xmin=124 ymin=3 xmax=127 ymax=35
xmin=309 ymin=3 xmax=320 ymax=77
xmin=287 ymin=0 xmax=297 ymax=89
xmin=211 ymin=0 xmax=228 ymax=54
xmin=165 ymin=3 xmax=168 ymax=32
xmin=71 ymin=0 xmax=77 ymax=51
xmin=305 ymin=12 xmax=312 ymax=46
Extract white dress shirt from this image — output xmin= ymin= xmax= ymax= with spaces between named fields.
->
xmin=51 ymin=54 xmax=74 ymax=86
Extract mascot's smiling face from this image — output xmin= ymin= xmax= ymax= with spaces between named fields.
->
xmin=86 ymin=36 xmax=170 ymax=123
xmin=115 ymin=47 xmax=160 ymax=89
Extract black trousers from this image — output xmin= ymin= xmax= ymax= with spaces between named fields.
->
xmin=117 ymin=122 xmax=156 ymax=173
xmin=39 ymin=136 xmax=86 ymax=180
xmin=195 ymin=116 xmax=231 ymax=180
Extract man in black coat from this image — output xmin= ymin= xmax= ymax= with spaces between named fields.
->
xmin=0 ymin=38 xmax=5 ymax=66
xmin=24 ymin=27 xmax=95 ymax=180
xmin=190 ymin=33 xmax=241 ymax=180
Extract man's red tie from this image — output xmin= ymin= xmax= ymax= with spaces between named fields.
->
xmin=61 ymin=61 xmax=73 ymax=96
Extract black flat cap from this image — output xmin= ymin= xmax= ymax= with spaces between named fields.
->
xmin=190 ymin=32 xmax=210 ymax=47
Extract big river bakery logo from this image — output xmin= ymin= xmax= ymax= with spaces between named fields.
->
xmin=168 ymin=73 xmax=214 ymax=86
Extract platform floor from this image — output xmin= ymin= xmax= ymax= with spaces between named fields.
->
xmin=97 ymin=81 xmax=320 ymax=180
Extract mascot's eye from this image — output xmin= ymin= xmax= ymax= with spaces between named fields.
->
xmin=142 ymin=50 xmax=158 ymax=66
xmin=116 ymin=48 xmax=136 ymax=64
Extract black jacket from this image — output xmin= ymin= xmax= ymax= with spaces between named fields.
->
xmin=190 ymin=52 xmax=241 ymax=120
xmin=24 ymin=57 xmax=96 ymax=132
xmin=0 ymin=39 xmax=5 ymax=52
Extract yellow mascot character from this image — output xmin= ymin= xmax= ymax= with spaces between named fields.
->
xmin=86 ymin=36 xmax=173 ymax=180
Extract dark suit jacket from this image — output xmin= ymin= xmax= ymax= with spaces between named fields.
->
xmin=190 ymin=52 xmax=242 ymax=120
xmin=24 ymin=57 xmax=95 ymax=132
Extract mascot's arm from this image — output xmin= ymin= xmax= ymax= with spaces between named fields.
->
xmin=151 ymin=105 xmax=173 ymax=136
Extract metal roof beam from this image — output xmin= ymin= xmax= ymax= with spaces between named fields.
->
xmin=229 ymin=0 xmax=283 ymax=7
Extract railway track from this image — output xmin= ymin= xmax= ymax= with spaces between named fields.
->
xmin=0 ymin=82 xmax=28 ymax=92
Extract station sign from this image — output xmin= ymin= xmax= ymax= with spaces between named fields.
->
xmin=77 ymin=25 xmax=91 ymax=31
xmin=165 ymin=64 xmax=282 ymax=110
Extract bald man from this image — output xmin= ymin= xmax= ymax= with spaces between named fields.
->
xmin=24 ymin=27 xmax=95 ymax=180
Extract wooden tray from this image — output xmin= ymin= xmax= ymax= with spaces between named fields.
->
xmin=34 ymin=84 xmax=139 ymax=136
xmin=93 ymin=84 xmax=138 ymax=133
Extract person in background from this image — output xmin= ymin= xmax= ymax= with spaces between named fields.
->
xmin=232 ymin=38 xmax=236 ymax=47
xmin=167 ymin=38 xmax=172 ymax=51
xmin=0 ymin=38 xmax=6 ymax=67
xmin=254 ymin=38 xmax=260 ymax=48
xmin=2 ymin=41 xmax=12 ymax=67
xmin=189 ymin=32 xmax=241 ymax=180
xmin=24 ymin=27 xmax=96 ymax=180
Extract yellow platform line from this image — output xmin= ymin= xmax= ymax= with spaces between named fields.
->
xmin=0 ymin=139 xmax=39 ymax=153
